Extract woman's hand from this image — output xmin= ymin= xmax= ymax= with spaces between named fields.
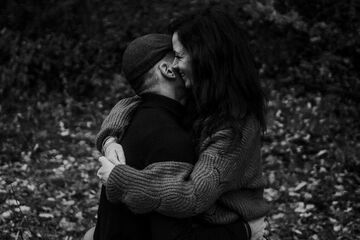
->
xmin=97 ymin=156 xmax=116 ymax=185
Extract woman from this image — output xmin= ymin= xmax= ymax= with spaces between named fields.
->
xmin=97 ymin=7 xmax=270 ymax=240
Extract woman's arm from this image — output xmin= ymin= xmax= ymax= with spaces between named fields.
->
xmin=105 ymin=127 xmax=257 ymax=218
xmin=95 ymin=96 xmax=141 ymax=151
xmin=106 ymin=154 xmax=231 ymax=218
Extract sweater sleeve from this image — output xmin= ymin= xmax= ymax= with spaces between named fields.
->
xmin=106 ymin=126 xmax=258 ymax=218
xmin=95 ymin=96 xmax=141 ymax=151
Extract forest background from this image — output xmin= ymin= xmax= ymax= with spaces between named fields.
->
xmin=0 ymin=0 xmax=359 ymax=239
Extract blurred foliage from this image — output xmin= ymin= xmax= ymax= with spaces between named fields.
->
xmin=0 ymin=0 xmax=359 ymax=239
xmin=0 ymin=0 xmax=359 ymax=100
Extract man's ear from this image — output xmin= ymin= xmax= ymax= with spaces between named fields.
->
xmin=158 ymin=62 xmax=176 ymax=80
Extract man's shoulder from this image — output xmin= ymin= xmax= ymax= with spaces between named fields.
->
xmin=126 ymin=104 xmax=191 ymax=146
xmin=133 ymin=105 xmax=180 ymax=130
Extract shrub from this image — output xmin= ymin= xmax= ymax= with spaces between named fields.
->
xmin=0 ymin=0 xmax=359 ymax=100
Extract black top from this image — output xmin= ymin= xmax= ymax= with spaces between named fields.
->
xmin=93 ymin=93 xmax=196 ymax=240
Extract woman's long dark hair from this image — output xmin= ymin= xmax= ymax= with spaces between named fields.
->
xmin=169 ymin=7 xmax=267 ymax=145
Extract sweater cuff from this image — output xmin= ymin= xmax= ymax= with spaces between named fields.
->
xmin=106 ymin=164 xmax=133 ymax=203
xmin=95 ymin=128 xmax=122 ymax=152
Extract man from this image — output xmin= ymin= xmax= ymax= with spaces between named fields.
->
xmin=84 ymin=34 xmax=252 ymax=240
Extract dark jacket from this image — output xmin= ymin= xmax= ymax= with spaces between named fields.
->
xmin=93 ymin=93 xmax=195 ymax=240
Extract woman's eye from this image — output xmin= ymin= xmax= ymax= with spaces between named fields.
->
xmin=175 ymin=54 xmax=182 ymax=59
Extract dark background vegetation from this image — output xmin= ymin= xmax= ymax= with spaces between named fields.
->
xmin=0 ymin=0 xmax=359 ymax=239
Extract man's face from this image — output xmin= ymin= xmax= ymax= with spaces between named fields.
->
xmin=172 ymin=32 xmax=193 ymax=89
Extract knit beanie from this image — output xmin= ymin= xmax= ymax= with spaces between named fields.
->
xmin=122 ymin=34 xmax=172 ymax=88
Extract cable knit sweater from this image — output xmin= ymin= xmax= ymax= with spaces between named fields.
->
xmin=96 ymin=96 xmax=270 ymax=223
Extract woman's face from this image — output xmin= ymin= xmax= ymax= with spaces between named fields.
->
xmin=172 ymin=32 xmax=193 ymax=89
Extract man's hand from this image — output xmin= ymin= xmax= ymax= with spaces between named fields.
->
xmin=104 ymin=142 xmax=126 ymax=166
xmin=97 ymin=156 xmax=115 ymax=185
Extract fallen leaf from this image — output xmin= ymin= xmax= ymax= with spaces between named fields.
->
xmin=39 ymin=213 xmax=54 ymax=219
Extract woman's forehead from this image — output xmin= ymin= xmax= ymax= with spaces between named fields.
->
xmin=172 ymin=33 xmax=185 ymax=52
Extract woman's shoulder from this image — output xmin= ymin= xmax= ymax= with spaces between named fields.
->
xmin=201 ymin=114 xmax=260 ymax=138
xmin=198 ymin=115 xmax=261 ymax=155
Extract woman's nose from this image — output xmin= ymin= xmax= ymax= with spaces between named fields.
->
xmin=172 ymin=61 xmax=179 ymax=72
xmin=171 ymin=66 xmax=181 ymax=79
xmin=172 ymin=59 xmax=179 ymax=69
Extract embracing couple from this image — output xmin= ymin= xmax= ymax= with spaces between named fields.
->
xmin=84 ymin=6 xmax=270 ymax=240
